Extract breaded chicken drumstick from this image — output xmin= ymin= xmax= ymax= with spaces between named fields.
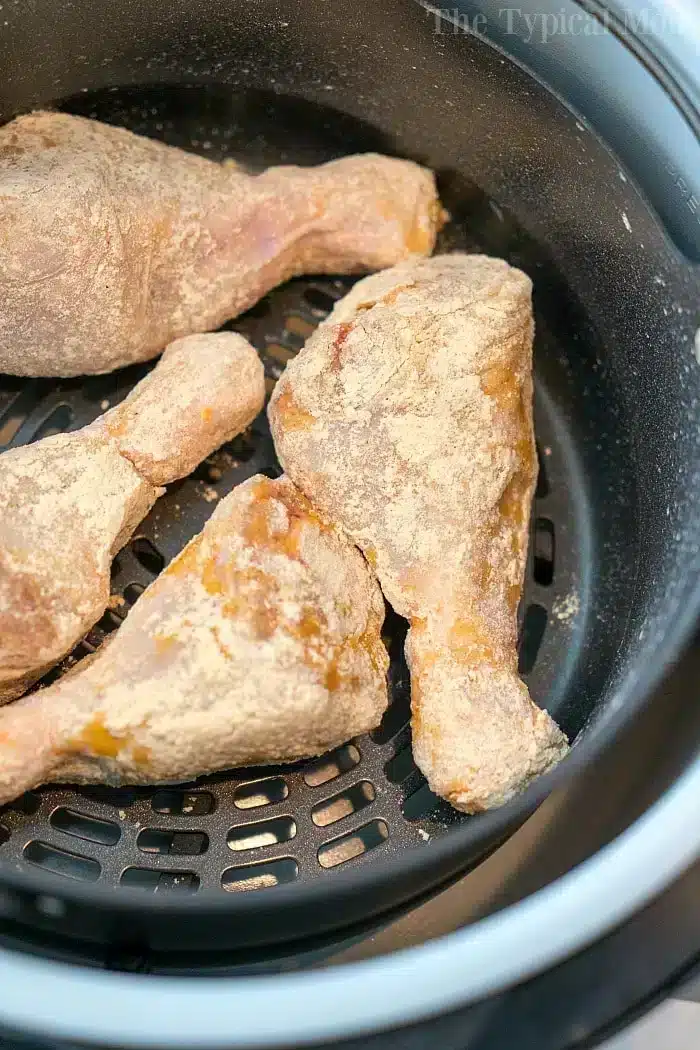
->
xmin=269 ymin=254 xmax=569 ymax=812
xmin=0 ymin=111 xmax=442 ymax=376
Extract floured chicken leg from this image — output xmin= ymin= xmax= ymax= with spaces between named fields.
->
xmin=0 ymin=111 xmax=442 ymax=376
xmin=0 ymin=476 xmax=388 ymax=806
xmin=0 ymin=331 xmax=264 ymax=702
xmin=270 ymin=253 xmax=569 ymax=812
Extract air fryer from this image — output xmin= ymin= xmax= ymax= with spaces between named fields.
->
xmin=0 ymin=1 xmax=699 ymax=1048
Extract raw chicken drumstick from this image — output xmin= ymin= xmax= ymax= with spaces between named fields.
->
xmin=0 ymin=331 xmax=264 ymax=703
xmin=0 ymin=110 xmax=442 ymax=377
xmin=269 ymin=253 xmax=570 ymax=813
xmin=0 ymin=476 xmax=389 ymax=806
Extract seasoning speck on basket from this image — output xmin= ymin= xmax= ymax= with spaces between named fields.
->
xmin=552 ymin=590 xmax=580 ymax=625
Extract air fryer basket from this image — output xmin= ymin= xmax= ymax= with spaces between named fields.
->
xmin=0 ymin=0 xmax=699 ymax=968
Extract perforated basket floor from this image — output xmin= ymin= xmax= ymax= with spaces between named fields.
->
xmin=0 ymin=86 xmax=590 ymax=900
xmin=0 ymin=268 xmax=584 ymax=898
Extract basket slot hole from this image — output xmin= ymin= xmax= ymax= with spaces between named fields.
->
xmin=371 ymin=689 xmax=411 ymax=745
xmin=312 ymin=781 xmax=376 ymax=828
xmin=224 ymin=431 xmax=256 ymax=464
xmin=9 ymin=792 xmax=41 ymax=816
xmin=265 ymin=342 xmax=296 ymax=368
xmin=24 ymin=841 xmax=101 ymax=882
xmin=0 ymin=825 xmax=9 ymax=846
xmin=137 ymin=829 xmax=209 ymax=856
xmin=120 ymin=867 xmax=200 ymax=894
xmin=84 ymin=626 xmax=106 ymax=649
xmin=536 ymin=445 xmax=550 ymax=498
xmin=533 ymin=517 xmax=555 ymax=586
xmin=402 ymin=782 xmax=440 ymax=823
xmin=519 ymin=603 xmax=548 ymax=675
xmin=0 ymin=377 xmax=23 ymax=414
xmin=284 ymin=314 xmax=316 ymax=340
xmin=233 ymin=777 xmax=289 ymax=810
xmin=385 ymin=745 xmax=418 ymax=785
xmin=0 ymin=383 xmax=44 ymax=446
xmin=303 ymin=743 xmax=361 ymax=787
xmin=70 ymin=642 xmax=97 ymax=664
xmin=221 ymin=857 xmax=298 ymax=893
xmin=317 ymin=820 xmax=388 ymax=869
xmin=151 ymin=790 xmax=215 ymax=816
xmin=123 ymin=582 xmax=145 ymax=605
xmin=30 ymin=404 xmax=74 ymax=443
xmin=227 ymin=816 xmax=296 ymax=852
xmin=303 ymin=287 xmax=337 ymax=316
xmin=50 ymin=808 xmax=121 ymax=846
xmin=131 ymin=537 xmax=165 ymax=575
xmin=77 ymin=786 xmax=138 ymax=807
xmin=96 ymin=608 xmax=125 ymax=634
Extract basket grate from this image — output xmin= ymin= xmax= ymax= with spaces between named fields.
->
xmin=0 ymin=269 xmax=581 ymax=895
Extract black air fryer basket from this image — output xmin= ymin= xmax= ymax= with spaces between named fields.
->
xmin=0 ymin=0 xmax=699 ymax=1047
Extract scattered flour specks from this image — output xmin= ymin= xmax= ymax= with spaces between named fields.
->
xmin=552 ymin=590 xmax=580 ymax=625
